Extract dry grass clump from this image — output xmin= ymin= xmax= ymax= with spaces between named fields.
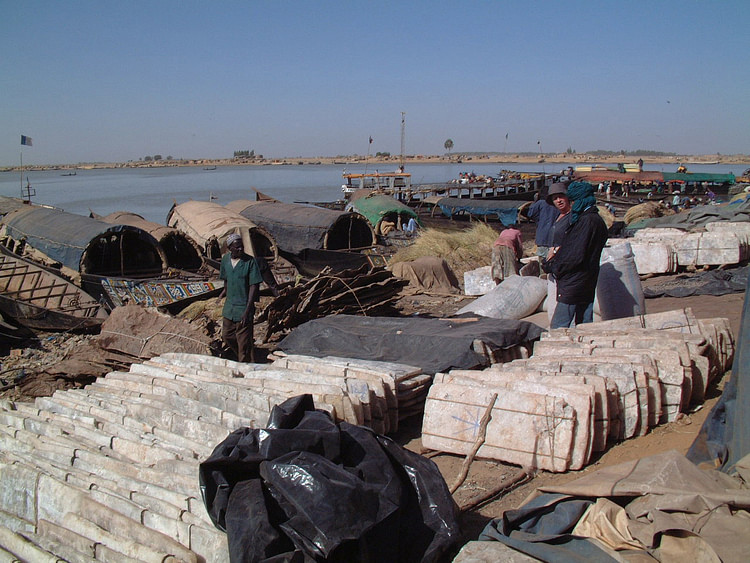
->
xmin=390 ymin=222 xmax=500 ymax=280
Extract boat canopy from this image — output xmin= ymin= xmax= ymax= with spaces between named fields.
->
xmin=345 ymin=194 xmax=419 ymax=233
xmin=435 ymin=197 xmax=521 ymax=226
xmin=0 ymin=206 xmax=166 ymax=276
xmin=226 ymin=199 xmax=375 ymax=255
xmin=94 ymin=211 xmax=204 ymax=271
xmin=0 ymin=196 xmax=36 ymax=219
xmin=166 ymin=200 xmax=278 ymax=262
xmin=661 ymin=172 xmax=735 ymax=184
xmin=572 ymin=171 xmax=735 ymax=185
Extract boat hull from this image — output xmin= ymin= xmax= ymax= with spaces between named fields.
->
xmin=0 ymin=246 xmax=107 ymax=332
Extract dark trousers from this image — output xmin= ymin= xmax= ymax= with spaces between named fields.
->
xmin=222 ymin=317 xmax=254 ymax=363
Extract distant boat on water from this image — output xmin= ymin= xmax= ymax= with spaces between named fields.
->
xmin=61 ymin=171 xmax=76 ymax=176
xmin=203 ymin=166 xmax=217 ymax=170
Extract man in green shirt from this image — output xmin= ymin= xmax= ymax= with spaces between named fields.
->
xmin=218 ymin=233 xmax=263 ymax=362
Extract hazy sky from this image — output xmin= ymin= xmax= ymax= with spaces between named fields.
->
xmin=3 ymin=1 xmax=748 ymax=166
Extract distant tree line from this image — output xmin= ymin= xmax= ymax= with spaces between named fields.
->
xmin=234 ymin=150 xmax=256 ymax=158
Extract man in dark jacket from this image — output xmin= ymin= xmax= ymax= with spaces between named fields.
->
xmin=543 ymin=181 xmax=608 ymax=329
xmin=526 ymin=183 xmax=563 ymax=263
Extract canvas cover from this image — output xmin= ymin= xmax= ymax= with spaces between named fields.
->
xmin=662 ymin=172 xmax=735 ymax=184
xmin=0 ymin=205 xmax=165 ymax=274
xmin=479 ymin=450 xmax=750 ymax=562
xmin=436 ymin=197 xmax=521 ymax=226
xmin=278 ymin=315 xmax=544 ymax=375
xmin=166 ymin=200 xmax=277 ymax=260
xmin=345 ymin=194 xmax=418 ymax=230
xmin=390 ymin=256 xmax=460 ymax=294
xmin=0 ymin=196 xmax=35 ymax=218
xmin=226 ymin=199 xmax=375 ymax=255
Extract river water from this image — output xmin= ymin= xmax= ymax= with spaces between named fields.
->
xmin=0 ymin=162 xmax=742 ymax=224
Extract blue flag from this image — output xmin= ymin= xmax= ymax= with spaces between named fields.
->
xmin=21 ymin=135 xmax=33 ymax=146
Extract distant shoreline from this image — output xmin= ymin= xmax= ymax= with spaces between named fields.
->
xmin=3 ymin=152 xmax=749 ymax=172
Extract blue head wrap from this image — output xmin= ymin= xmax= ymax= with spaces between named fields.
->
xmin=566 ymin=181 xmax=597 ymax=225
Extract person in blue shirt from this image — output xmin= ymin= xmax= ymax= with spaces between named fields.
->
xmin=218 ymin=233 xmax=263 ymax=363
xmin=526 ymin=182 xmax=566 ymax=264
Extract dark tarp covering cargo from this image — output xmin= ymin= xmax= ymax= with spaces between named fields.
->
xmin=0 ymin=205 xmax=166 ymax=277
xmin=199 ymin=394 xmax=461 ymax=562
xmin=92 ymin=210 xmax=204 ymax=271
xmin=278 ymin=315 xmax=544 ymax=375
xmin=226 ymin=198 xmax=375 ymax=255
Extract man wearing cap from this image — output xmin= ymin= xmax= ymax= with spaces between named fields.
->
xmin=543 ymin=181 xmax=607 ymax=329
xmin=526 ymin=182 xmax=566 ymax=265
xmin=218 ymin=233 xmax=263 ymax=362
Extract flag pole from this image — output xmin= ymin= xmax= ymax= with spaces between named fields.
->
xmin=20 ymin=148 xmax=23 ymax=198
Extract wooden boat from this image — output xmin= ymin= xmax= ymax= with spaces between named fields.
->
xmin=0 ymin=246 xmax=108 ymax=332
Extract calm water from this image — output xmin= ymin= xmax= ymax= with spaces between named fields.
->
xmin=0 ymin=162 xmax=742 ymax=224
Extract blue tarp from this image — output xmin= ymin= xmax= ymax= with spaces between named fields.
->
xmin=436 ymin=197 xmax=521 ymax=226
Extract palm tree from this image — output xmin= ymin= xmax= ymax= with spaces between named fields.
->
xmin=444 ymin=139 xmax=454 ymax=159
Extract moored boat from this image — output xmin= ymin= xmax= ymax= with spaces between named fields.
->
xmin=0 ymin=245 xmax=108 ymax=332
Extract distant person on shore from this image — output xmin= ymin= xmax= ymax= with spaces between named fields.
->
xmin=543 ymin=181 xmax=608 ymax=329
xmin=218 ymin=233 xmax=263 ymax=363
xmin=491 ymin=224 xmax=523 ymax=284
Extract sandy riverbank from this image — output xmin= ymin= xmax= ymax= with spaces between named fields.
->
xmin=6 ymin=152 xmax=750 ymax=172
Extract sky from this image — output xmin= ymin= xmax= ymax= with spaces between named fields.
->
xmin=2 ymin=1 xmax=749 ymax=166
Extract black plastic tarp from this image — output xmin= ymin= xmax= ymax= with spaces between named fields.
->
xmin=277 ymin=315 xmax=545 ymax=375
xmin=642 ymin=265 xmax=748 ymax=298
xmin=688 ymin=273 xmax=750 ymax=471
xmin=226 ymin=200 xmax=375 ymax=254
xmin=199 ymin=394 xmax=461 ymax=562
xmin=1 ymin=205 xmax=166 ymax=275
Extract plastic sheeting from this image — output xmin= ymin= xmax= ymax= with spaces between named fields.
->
xmin=226 ymin=200 xmax=375 ymax=254
xmin=643 ymin=265 xmax=748 ymax=298
xmin=688 ymin=273 xmax=750 ymax=471
xmin=199 ymin=394 xmax=461 ymax=562
xmin=436 ymin=197 xmax=521 ymax=226
xmin=278 ymin=315 xmax=545 ymax=374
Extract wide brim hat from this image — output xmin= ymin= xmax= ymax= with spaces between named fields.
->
xmin=546 ymin=182 xmax=569 ymax=204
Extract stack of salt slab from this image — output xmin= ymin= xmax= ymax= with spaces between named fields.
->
xmin=422 ymin=308 xmax=733 ymax=473
xmin=625 ymin=223 xmax=746 ymax=271
xmin=268 ymin=352 xmax=431 ymax=433
xmin=0 ymin=352 xmax=428 ymax=562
